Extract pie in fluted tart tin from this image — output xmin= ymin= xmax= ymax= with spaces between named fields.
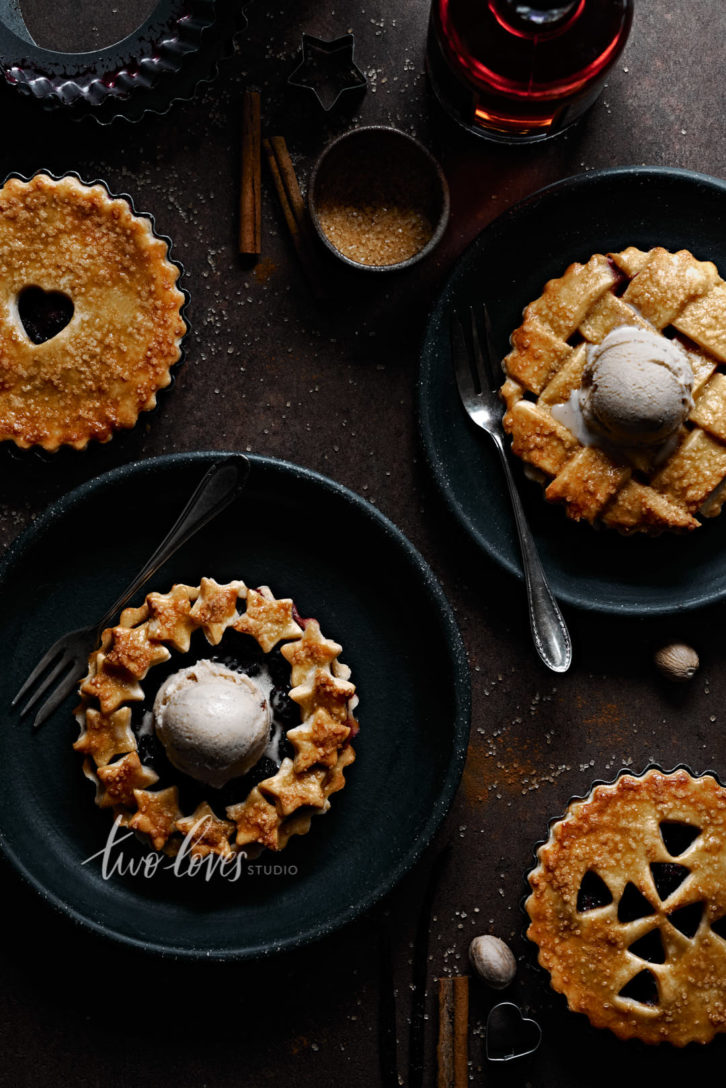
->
xmin=0 ymin=172 xmax=187 ymax=451
xmin=525 ymin=768 xmax=726 ymax=1046
xmin=75 ymin=578 xmax=358 ymax=859
xmin=501 ymin=246 xmax=726 ymax=534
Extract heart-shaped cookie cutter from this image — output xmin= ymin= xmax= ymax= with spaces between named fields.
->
xmin=485 ymin=1002 xmax=542 ymax=1062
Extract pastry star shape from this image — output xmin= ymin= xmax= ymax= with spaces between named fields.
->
xmin=189 ymin=578 xmax=245 ymax=645
xmin=290 ymin=669 xmax=355 ymax=721
xmin=130 ymin=786 xmax=182 ymax=850
xmin=228 ymin=787 xmax=282 ymax=850
xmin=259 ymin=758 xmax=328 ymax=817
xmin=73 ymin=706 xmax=136 ymax=767
xmin=104 ymin=625 xmax=171 ymax=678
xmin=177 ymin=802 xmax=236 ymax=857
xmin=80 ymin=652 xmax=144 ymax=715
xmin=288 ymin=708 xmax=350 ymax=772
xmin=234 ymin=588 xmax=303 ymax=652
xmin=280 ymin=619 xmax=342 ymax=686
xmin=145 ymin=585 xmax=196 ymax=651
xmin=96 ymin=753 xmax=159 ymax=808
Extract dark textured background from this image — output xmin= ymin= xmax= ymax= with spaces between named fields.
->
xmin=1 ymin=1 xmax=725 ymax=1085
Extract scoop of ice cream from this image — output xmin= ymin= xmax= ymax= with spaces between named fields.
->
xmin=153 ymin=660 xmax=270 ymax=788
xmin=580 ymin=325 xmax=694 ymax=447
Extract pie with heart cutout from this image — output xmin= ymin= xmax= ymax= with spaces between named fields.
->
xmin=0 ymin=172 xmax=186 ymax=451
xmin=75 ymin=578 xmax=359 ymax=859
xmin=525 ymin=768 xmax=726 ymax=1045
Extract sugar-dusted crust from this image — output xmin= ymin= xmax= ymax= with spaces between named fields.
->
xmin=75 ymin=579 xmax=358 ymax=858
xmin=525 ymin=769 xmax=726 ymax=1046
xmin=0 ymin=173 xmax=186 ymax=451
xmin=501 ymin=247 xmax=726 ymax=534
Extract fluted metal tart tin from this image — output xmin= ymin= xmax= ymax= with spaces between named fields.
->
xmin=0 ymin=0 xmax=244 ymax=123
xmin=521 ymin=762 xmax=724 ymax=1036
xmin=1 ymin=169 xmax=190 ymax=457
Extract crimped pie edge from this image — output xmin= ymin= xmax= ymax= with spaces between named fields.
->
xmin=0 ymin=170 xmax=189 ymax=452
xmin=524 ymin=764 xmax=726 ymax=1046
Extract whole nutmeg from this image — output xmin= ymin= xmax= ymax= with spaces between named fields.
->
xmin=468 ymin=935 xmax=517 ymax=989
xmin=654 ymin=643 xmax=699 ymax=683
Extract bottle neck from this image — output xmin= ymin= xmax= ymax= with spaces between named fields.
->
xmin=490 ymin=0 xmax=582 ymax=35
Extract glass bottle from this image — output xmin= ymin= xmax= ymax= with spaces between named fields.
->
xmin=427 ymin=0 xmax=634 ymax=143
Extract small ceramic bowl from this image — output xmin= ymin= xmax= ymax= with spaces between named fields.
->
xmin=308 ymin=125 xmax=450 ymax=273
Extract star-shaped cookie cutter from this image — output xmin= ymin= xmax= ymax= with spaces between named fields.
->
xmin=287 ymin=33 xmax=366 ymax=112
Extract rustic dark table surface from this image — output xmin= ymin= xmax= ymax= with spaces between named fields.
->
xmin=1 ymin=1 xmax=725 ymax=1086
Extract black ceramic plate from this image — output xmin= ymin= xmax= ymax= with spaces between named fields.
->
xmin=0 ymin=452 xmax=469 ymax=959
xmin=419 ymin=167 xmax=726 ymax=615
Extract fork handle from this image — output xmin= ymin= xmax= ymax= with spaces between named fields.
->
xmin=491 ymin=436 xmax=572 ymax=673
xmin=94 ymin=455 xmax=250 ymax=636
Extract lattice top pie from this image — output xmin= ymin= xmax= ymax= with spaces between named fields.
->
xmin=526 ymin=768 xmax=726 ymax=1046
xmin=0 ymin=173 xmax=186 ymax=451
xmin=501 ymin=247 xmax=726 ymax=533
xmin=75 ymin=579 xmax=358 ymax=859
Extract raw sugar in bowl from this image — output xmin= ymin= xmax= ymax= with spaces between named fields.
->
xmin=308 ymin=125 xmax=450 ymax=272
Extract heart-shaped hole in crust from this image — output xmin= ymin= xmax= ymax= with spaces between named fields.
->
xmin=485 ymin=1002 xmax=542 ymax=1062
xmin=17 ymin=286 xmax=74 ymax=344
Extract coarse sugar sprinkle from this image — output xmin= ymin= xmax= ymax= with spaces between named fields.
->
xmin=315 ymin=143 xmax=438 ymax=267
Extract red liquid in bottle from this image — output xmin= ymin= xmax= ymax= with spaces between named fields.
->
xmin=427 ymin=0 xmax=633 ymax=142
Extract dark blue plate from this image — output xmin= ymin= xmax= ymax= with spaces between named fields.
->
xmin=419 ymin=167 xmax=726 ymax=615
xmin=0 ymin=452 xmax=469 ymax=958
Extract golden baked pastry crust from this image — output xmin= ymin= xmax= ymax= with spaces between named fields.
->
xmin=75 ymin=578 xmax=358 ymax=858
xmin=0 ymin=173 xmax=186 ymax=451
xmin=525 ymin=768 xmax=726 ymax=1046
xmin=501 ymin=247 xmax=726 ymax=533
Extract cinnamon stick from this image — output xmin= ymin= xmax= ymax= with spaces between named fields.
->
xmin=436 ymin=977 xmax=468 ymax=1088
xmin=239 ymin=90 xmax=261 ymax=255
xmin=262 ymin=135 xmax=326 ymax=300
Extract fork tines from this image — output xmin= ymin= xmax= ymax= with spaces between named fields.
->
xmin=12 ymin=647 xmax=78 ymax=727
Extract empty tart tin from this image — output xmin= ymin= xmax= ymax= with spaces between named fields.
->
xmin=308 ymin=126 xmax=450 ymax=273
xmin=0 ymin=0 xmax=244 ymax=123
xmin=523 ymin=762 xmax=726 ymax=1047
xmin=0 ymin=169 xmax=189 ymax=455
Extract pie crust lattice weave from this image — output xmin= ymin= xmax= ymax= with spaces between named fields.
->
xmin=525 ymin=768 xmax=726 ymax=1046
xmin=501 ymin=247 xmax=726 ymax=533
xmin=75 ymin=578 xmax=358 ymax=859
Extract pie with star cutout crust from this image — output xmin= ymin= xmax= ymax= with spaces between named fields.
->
xmin=75 ymin=579 xmax=359 ymax=859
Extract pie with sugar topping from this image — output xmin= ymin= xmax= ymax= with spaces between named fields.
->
xmin=75 ymin=578 xmax=358 ymax=859
xmin=525 ymin=768 xmax=726 ymax=1045
xmin=0 ymin=172 xmax=186 ymax=451
xmin=501 ymin=246 xmax=726 ymax=533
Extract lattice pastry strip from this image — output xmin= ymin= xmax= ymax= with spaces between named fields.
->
xmin=501 ymin=246 xmax=726 ymax=533
xmin=76 ymin=579 xmax=358 ymax=858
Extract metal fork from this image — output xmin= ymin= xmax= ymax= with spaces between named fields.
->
xmin=12 ymin=454 xmax=251 ymax=728
xmin=451 ymin=305 xmax=572 ymax=673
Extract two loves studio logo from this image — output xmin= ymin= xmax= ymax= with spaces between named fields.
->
xmin=82 ymin=815 xmax=299 ymax=883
